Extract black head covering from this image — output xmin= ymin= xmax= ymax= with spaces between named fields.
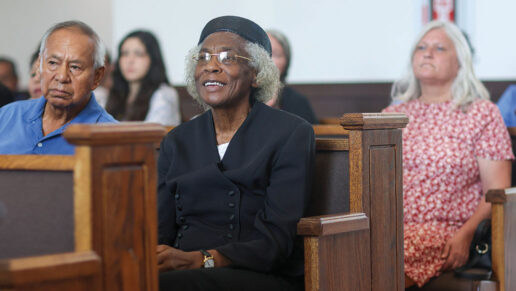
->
xmin=198 ymin=16 xmax=271 ymax=56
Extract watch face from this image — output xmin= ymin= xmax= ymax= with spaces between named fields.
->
xmin=204 ymin=258 xmax=215 ymax=268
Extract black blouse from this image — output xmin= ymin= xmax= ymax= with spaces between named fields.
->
xmin=158 ymin=101 xmax=315 ymax=276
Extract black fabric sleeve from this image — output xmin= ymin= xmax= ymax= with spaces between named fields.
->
xmin=157 ymin=137 xmax=177 ymax=245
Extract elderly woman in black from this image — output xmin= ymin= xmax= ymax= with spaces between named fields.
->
xmin=157 ymin=16 xmax=315 ymax=291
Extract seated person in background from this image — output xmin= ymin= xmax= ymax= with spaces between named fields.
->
xmin=383 ymin=20 xmax=513 ymax=288
xmin=265 ymin=29 xmax=318 ymax=124
xmin=496 ymin=85 xmax=516 ymax=126
xmin=93 ymin=51 xmax=113 ymax=108
xmin=0 ymin=20 xmax=116 ymax=155
xmin=28 ymin=47 xmax=42 ymax=99
xmin=0 ymin=82 xmax=14 ymax=107
xmin=157 ymin=16 xmax=315 ymax=291
xmin=0 ymin=57 xmax=27 ymax=101
xmin=105 ymin=30 xmax=181 ymax=126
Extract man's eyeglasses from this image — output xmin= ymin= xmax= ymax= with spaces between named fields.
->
xmin=193 ymin=51 xmax=251 ymax=66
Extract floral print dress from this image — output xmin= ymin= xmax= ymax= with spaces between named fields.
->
xmin=383 ymin=99 xmax=513 ymax=286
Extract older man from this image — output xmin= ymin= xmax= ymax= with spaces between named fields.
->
xmin=0 ymin=21 xmax=116 ymax=155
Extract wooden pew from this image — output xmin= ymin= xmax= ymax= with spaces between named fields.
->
xmin=486 ymin=188 xmax=516 ymax=291
xmin=410 ymin=188 xmax=515 ymax=291
xmin=0 ymin=123 xmax=166 ymax=291
xmin=175 ymin=81 xmax=515 ymax=122
xmin=166 ymin=124 xmax=348 ymax=138
xmin=312 ymin=124 xmax=348 ymax=138
xmin=298 ymin=113 xmax=408 ymax=291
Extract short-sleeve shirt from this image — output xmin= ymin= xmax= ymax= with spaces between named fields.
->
xmin=0 ymin=94 xmax=117 ymax=155
xmin=383 ymin=99 xmax=513 ymax=286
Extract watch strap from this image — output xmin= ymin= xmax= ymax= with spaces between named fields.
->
xmin=200 ymin=249 xmax=214 ymax=268
xmin=200 ymin=249 xmax=212 ymax=258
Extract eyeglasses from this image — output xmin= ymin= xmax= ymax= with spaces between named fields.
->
xmin=193 ymin=51 xmax=252 ymax=66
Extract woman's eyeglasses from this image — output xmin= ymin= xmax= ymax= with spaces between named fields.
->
xmin=193 ymin=51 xmax=251 ymax=66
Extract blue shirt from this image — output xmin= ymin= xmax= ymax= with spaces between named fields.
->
xmin=496 ymin=85 xmax=516 ymax=126
xmin=0 ymin=94 xmax=117 ymax=155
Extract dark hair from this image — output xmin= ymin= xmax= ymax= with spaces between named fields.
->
xmin=30 ymin=45 xmax=40 ymax=69
xmin=106 ymin=30 xmax=169 ymax=121
xmin=0 ymin=57 xmax=18 ymax=79
xmin=0 ymin=82 xmax=14 ymax=107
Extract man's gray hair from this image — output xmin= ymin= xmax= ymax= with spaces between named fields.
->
xmin=39 ymin=20 xmax=106 ymax=69
xmin=185 ymin=41 xmax=281 ymax=110
xmin=391 ymin=20 xmax=489 ymax=109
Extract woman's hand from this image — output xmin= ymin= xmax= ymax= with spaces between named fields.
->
xmin=156 ymin=244 xmax=202 ymax=272
xmin=440 ymin=229 xmax=473 ymax=271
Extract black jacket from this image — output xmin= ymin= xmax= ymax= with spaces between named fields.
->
xmin=158 ymin=101 xmax=315 ymax=276
xmin=279 ymin=86 xmax=318 ymax=124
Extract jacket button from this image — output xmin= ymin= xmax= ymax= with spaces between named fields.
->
xmin=228 ymin=190 xmax=235 ymax=196
xmin=183 ymin=224 xmax=189 ymax=230
xmin=174 ymin=242 xmax=179 ymax=248
xmin=179 ymin=216 xmax=185 ymax=223
xmin=228 ymin=202 xmax=235 ymax=208
xmin=177 ymin=205 xmax=183 ymax=211
xmin=177 ymin=233 xmax=183 ymax=238
xmin=175 ymin=193 xmax=180 ymax=200
xmin=229 ymin=224 xmax=234 ymax=230
xmin=229 ymin=214 xmax=235 ymax=221
xmin=226 ymin=233 xmax=233 ymax=239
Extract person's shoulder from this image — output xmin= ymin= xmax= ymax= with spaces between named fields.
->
xmin=97 ymin=110 xmax=118 ymax=123
xmin=468 ymin=99 xmax=498 ymax=113
xmin=382 ymin=100 xmax=414 ymax=113
xmin=0 ymin=98 xmax=40 ymax=115
xmin=154 ymin=84 xmax=179 ymax=99
xmin=255 ymin=102 xmax=313 ymax=133
xmin=164 ymin=110 xmax=209 ymax=139
xmin=85 ymin=94 xmax=117 ymax=123
xmin=282 ymin=86 xmax=307 ymax=100
xmin=502 ymin=84 xmax=516 ymax=96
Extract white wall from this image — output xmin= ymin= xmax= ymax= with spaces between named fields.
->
xmin=112 ymin=0 xmax=418 ymax=84
xmin=1 ymin=0 xmax=516 ymax=89
xmin=0 ymin=0 xmax=112 ymax=89
xmin=112 ymin=0 xmax=516 ymax=85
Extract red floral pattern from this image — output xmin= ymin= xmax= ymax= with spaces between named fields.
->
xmin=383 ymin=99 xmax=513 ymax=286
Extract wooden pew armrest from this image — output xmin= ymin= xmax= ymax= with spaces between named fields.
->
xmin=0 ymin=251 xmax=101 ymax=287
xmin=297 ymin=212 xmax=369 ymax=236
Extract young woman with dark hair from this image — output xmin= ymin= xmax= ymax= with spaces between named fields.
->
xmin=106 ymin=30 xmax=180 ymax=125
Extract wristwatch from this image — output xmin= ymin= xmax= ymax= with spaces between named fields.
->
xmin=200 ymin=249 xmax=215 ymax=268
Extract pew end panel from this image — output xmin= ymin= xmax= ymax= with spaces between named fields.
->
xmin=299 ymin=113 xmax=407 ymax=291
xmin=0 ymin=156 xmax=75 ymax=260
xmin=298 ymin=213 xmax=371 ymax=291
xmin=486 ymin=188 xmax=516 ymax=291
xmin=342 ymin=113 xmax=407 ymax=291
xmin=0 ymin=123 xmax=165 ymax=291
xmin=64 ymin=123 xmax=165 ymax=291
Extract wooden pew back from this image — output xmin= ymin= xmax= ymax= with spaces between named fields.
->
xmin=487 ymin=188 xmax=516 ymax=291
xmin=0 ymin=156 xmax=75 ymax=259
xmin=0 ymin=123 xmax=166 ymax=291
xmin=299 ymin=113 xmax=408 ymax=291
